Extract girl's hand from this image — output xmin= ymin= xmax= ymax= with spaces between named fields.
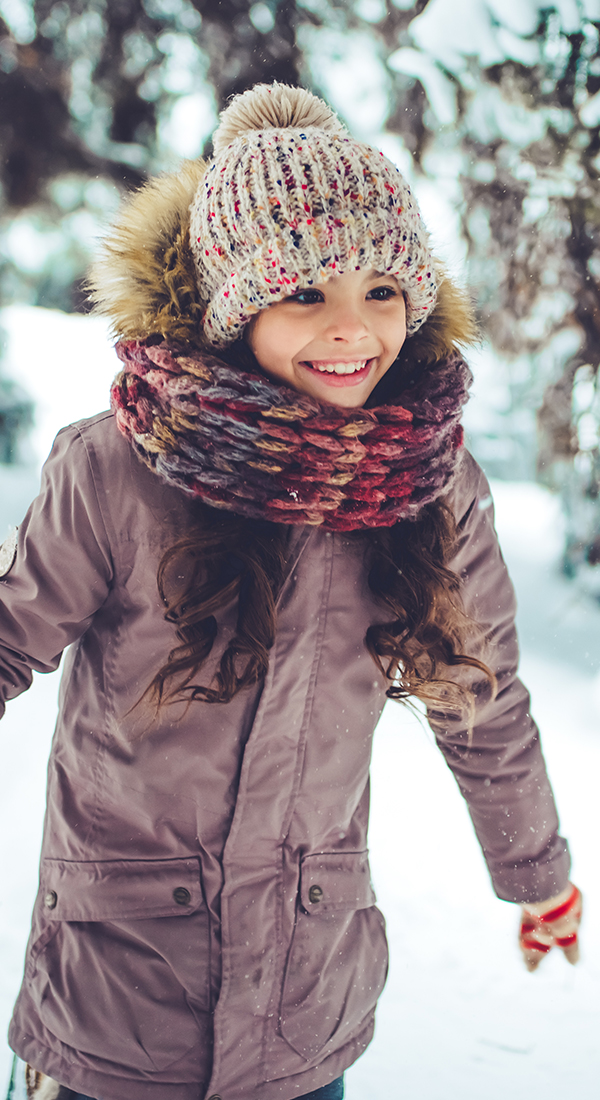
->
xmin=519 ymin=883 xmax=582 ymax=972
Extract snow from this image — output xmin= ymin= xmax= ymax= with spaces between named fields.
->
xmin=1 ymin=308 xmax=600 ymax=1097
xmin=0 ymin=0 xmax=35 ymax=44
xmin=580 ymin=87 xmax=600 ymax=128
xmin=0 ymin=306 xmax=116 ymax=474
xmin=298 ymin=25 xmax=391 ymax=140
xmin=410 ymin=0 xmax=600 ymax=70
xmin=410 ymin=0 xmax=521 ymax=70
xmin=387 ymin=47 xmax=457 ymax=126
xmin=159 ymin=89 xmax=217 ymax=160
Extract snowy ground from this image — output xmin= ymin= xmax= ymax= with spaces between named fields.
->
xmin=1 ymin=307 xmax=599 ymax=1098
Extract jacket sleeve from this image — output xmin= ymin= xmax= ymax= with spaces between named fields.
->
xmin=428 ymin=450 xmax=570 ymax=904
xmin=0 ymin=424 xmax=114 ymax=718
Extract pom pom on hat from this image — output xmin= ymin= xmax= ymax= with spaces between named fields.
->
xmin=211 ymin=83 xmax=346 ymax=155
xmin=189 ymin=83 xmax=437 ymax=347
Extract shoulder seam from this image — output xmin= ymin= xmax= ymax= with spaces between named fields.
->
xmin=71 ymin=424 xmax=115 ymax=570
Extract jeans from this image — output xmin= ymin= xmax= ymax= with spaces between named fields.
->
xmin=70 ymin=1079 xmax=344 ymax=1100
xmin=10 ymin=1056 xmax=343 ymax=1100
xmin=295 ymin=1077 xmax=344 ymax=1100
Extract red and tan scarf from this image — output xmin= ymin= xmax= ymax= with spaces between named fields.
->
xmin=111 ymin=339 xmax=470 ymax=531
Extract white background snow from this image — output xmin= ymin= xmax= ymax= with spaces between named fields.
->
xmin=0 ymin=304 xmax=599 ymax=1098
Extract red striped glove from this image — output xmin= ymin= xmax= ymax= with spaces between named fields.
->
xmin=519 ymin=883 xmax=582 ymax=972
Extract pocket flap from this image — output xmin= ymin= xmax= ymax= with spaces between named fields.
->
xmin=39 ymin=857 xmax=202 ymax=921
xmin=299 ymin=851 xmax=375 ymax=915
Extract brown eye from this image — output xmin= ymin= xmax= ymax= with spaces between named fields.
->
xmin=367 ymin=286 xmax=397 ymax=301
xmin=289 ymin=289 xmax=324 ymax=305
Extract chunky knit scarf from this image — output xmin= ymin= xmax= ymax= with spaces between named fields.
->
xmin=111 ymin=339 xmax=471 ymax=531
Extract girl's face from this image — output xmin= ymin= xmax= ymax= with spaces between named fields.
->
xmin=246 ymin=268 xmax=407 ymax=408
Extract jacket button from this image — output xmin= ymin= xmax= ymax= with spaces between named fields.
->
xmin=308 ymin=884 xmax=323 ymax=904
xmin=207 ymin=1095 xmax=222 ymax=1100
xmin=173 ymin=886 xmax=191 ymax=906
xmin=44 ymin=891 xmax=58 ymax=910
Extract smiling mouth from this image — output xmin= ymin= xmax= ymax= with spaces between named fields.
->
xmin=301 ymin=358 xmax=373 ymax=378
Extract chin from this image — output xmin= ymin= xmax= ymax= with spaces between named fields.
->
xmin=311 ymin=388 xmax=370 ymax=409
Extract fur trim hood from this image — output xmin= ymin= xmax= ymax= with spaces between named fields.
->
xmin=89 ymin=159 xmax=477 ymax=364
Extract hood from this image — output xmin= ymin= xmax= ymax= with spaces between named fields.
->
xmin=88 ymin=158 xmax=477 ymax=365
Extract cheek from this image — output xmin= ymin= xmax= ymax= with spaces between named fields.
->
xmin=246 ymin=314 xmax=300 ymax=382
xmin=248 ymin=312 xmax=307 ymax=373
xmin=382 ymin=315 xmax=407 ymax=360
xmin=247 ymin=315 xmax=277 ymax=369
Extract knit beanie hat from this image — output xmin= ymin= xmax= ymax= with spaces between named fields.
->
xmin=189 ymin=83 xmax=437 ymax=347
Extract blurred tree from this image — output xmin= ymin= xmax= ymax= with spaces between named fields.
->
xmin=0 ymin=0 xmax=303 ymax=460
xmin=0 ymin=373 xmax=32 ymax=464
xmin=453 ymin=12 xmax=600 ymax=589
xmin=0 ymin=0 xmax=303 ymax=310
xmin=0 ymin=0 xmax=598 ymax=588
xmin=297 ymin=0 xmax=600 ymax=593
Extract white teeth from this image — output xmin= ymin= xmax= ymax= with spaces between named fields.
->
xmin=309 ymin=360 xmax=368 ymax=375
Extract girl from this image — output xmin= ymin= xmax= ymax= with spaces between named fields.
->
xmin=1 ymin=83 xmax=582 ymax=1100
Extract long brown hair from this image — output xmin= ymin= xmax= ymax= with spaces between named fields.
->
xmin=87 ymin=143 xmax=492 ymax=719
xmin=141 ymin=342 xmax=494 ymax=720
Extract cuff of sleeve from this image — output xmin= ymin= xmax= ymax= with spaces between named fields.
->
xmin=487 ymin=836 xmax=571 ymax=904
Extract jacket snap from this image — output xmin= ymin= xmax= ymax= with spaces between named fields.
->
xmin=308 ymin=885 xmax=324 ymax=904
xmin=173 ymin=887 xmax=191 ymax=906
xmin=44 ymin=891 xmax=57 ymax=910
xmin=0 ymin=526 xmax=18 ymax=578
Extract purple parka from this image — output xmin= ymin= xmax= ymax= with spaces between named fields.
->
xmin=1 ymin=409 xmax=569 ymax=1100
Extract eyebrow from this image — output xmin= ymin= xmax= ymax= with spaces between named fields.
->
xmin=368 ymin=270 xmax=398 ymax=282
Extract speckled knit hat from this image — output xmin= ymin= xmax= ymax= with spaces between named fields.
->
xmin=189 ymin=83 xmax=437 ymax=347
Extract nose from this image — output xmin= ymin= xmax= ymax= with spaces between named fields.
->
xmin=324 ymin=303 xmax=370 ymax=343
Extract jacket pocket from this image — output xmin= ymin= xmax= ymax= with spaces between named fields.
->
xmin=279 ymin=851 xmax=388 ymax=1061
xmin=28 ymin=857 xmax=210 ymax=1074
